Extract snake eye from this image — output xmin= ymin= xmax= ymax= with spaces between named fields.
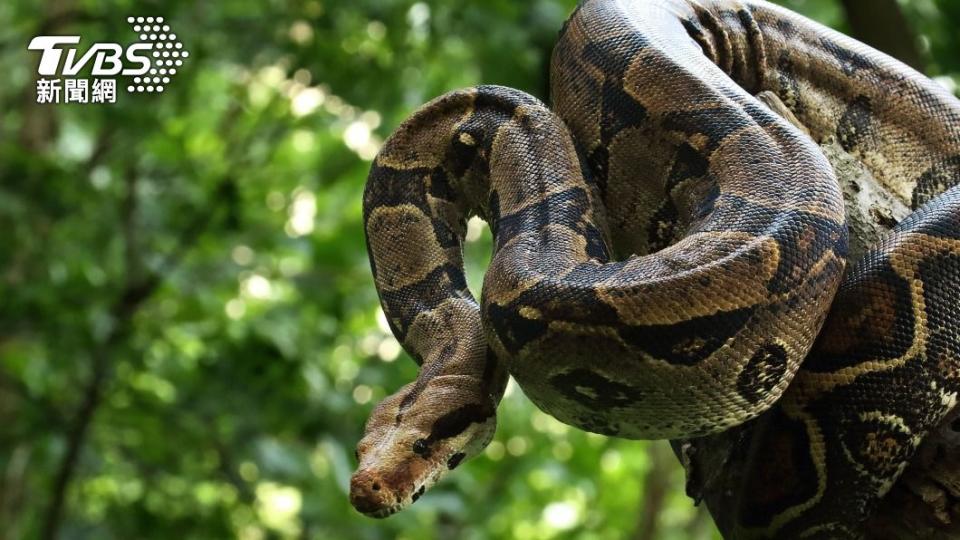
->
xmin=354 ymin=448 xmax=360 ymax=461
xmin=412 ymin=438 xmax=430 ymax=457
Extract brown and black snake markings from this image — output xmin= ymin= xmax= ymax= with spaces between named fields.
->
xmin=348 ymin=0 xmax=960 ymax=537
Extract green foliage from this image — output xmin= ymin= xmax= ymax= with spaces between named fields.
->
xmin=0 ymin=1 xmax=956 ymax=539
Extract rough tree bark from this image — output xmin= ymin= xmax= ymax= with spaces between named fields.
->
xmin=674 ymin=92 xmax=960 ymax=539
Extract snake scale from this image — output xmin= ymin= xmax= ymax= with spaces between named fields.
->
xmin=349 ymin=0 xmax=960 ymax=537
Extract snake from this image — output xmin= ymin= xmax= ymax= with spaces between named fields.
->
xmin=348 ymin=0 xmax=960 ymax=537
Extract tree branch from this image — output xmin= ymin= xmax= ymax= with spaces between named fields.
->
xmin=839 ymin=0 xmax=925 ymax=71
xmin=38 ymin=90 xmax=260 ymax=539
xmin=632 ymin=442 xmax=672 ymax=540
xmin=39 ymin=171 xmax=234 ymax=540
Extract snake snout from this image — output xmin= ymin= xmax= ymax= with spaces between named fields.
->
xmin=349 ymin=470 xmax=395 ymax=517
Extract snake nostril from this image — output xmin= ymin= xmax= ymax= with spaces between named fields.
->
xmin=372 ymin=482 xmax=381 ymax=491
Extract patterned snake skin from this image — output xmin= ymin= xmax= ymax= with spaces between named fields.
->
xmin=349 ymin=0 xmax=960 ymax=536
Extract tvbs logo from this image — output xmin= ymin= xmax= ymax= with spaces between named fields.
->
xmin=28 ymin=16 xmax=189 ymax=104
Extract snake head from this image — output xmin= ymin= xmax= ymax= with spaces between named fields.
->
xmin=349 ymin=375 xmax=498 ymax=518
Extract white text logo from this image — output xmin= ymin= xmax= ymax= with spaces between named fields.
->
xmin=29 ymin=16 xmax=189 ymax=104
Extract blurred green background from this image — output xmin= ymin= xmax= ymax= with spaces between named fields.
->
xmin=1 ymin=1 xmax=957 ymax=539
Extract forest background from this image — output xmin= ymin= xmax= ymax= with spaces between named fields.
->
xmin=1 ymin=0 xmax=957 ymax=538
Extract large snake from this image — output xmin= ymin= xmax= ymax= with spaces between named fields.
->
xmin=348 ymin=0 xmax=960 ymax=537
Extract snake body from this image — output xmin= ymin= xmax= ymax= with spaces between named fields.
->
xmin=349 ymin=0 xmax=960 ymax=536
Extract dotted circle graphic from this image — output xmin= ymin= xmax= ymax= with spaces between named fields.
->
xmin=125 ymin=16 xmax=188 ymax=94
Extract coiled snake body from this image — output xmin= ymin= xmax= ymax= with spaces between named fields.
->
xmin=350 ymin=0 xmax=960 ymax=537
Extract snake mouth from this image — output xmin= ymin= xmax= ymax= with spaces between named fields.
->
xmin=364 ymin=505 xmax=401 ymax=519
xmin=352 ymin=484 xmax=428 ymax=518
xmin=350 ymin=466 xmax=431 ymax=518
